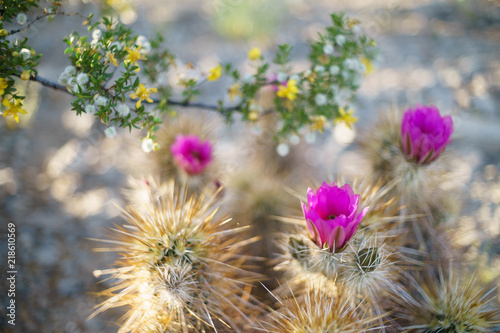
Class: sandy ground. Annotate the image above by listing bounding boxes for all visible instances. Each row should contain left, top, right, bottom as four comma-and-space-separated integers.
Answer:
1, 0, 500, 332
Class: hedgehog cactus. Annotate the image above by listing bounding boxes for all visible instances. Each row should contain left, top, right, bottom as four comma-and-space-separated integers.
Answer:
92, 180, 260, 332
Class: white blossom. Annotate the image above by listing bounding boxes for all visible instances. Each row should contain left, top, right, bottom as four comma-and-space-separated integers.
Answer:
116, 103, 130, 117
91, 29, 101, 45
76, 73, 89, 86
58, 72, 69, 85
289, 74, 300, 82
276, 143, 290, 157
142, 139, 154, 153
67, 77, 76, 87
323, 43, 334, 55
85, 104, 96, 115
105, 126, 117, 138
64, 66, 77, 76
315, 93, 327, 106
335, 35, 346, 46
344, 58, 363, 72
329, 65, 340, 75
314, 65, 325, 73
92, 29, 102, 40
95, 96, 108, 107
20, 48, 31, 60
17, 13, 27, 25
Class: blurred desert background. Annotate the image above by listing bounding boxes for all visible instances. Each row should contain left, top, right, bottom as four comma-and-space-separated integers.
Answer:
1, 0, 500, 331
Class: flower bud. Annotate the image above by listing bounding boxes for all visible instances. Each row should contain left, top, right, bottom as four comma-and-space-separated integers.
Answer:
20, 70, 30, 81
401, 105, 453, 165
11, 51, 19, 57
0, 29, 8, 37
288, 237, 309, 262
356, 247, 380, 273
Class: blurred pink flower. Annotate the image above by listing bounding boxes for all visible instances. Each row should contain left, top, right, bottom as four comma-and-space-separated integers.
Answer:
301, 181, 368, 253
401, 105, 453, 164
170, 134, 213, 175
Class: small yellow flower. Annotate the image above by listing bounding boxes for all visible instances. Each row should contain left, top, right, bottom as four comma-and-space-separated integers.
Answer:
207, 64, 222, 81
248, 111, 258, 120
20, 70, 30, 81
228, 83, 242, 101
105, 51, 118, 67
361, 57, 374, 75
129, 83, 157, 109
310, 115, 327, 133
248, 47, 261, 61
124, 46, 146, 72
277, 79, 299, 101
2, 98, 27, 123
0, 78, 8, 95
334, 107, 358, 129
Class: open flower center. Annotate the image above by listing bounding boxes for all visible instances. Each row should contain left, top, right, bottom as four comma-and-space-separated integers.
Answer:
191, 150, 200, 160
328, 214, 336, 220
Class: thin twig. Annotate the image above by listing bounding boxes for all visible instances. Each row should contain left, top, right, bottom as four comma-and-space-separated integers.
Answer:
29, 73, 240, 113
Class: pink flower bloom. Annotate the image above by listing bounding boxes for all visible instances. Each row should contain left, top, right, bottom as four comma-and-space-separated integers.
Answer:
401, 105, 453, 165
301, 181, 369, 253
170, 134, 213, 175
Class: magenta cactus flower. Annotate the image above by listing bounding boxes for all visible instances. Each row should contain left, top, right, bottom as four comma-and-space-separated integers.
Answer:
401, 105, 453, 165
170, 134, 213, 175
301, 181, 369, 253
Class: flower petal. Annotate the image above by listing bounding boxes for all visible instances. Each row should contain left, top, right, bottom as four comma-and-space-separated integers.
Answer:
327, 225, 346, 252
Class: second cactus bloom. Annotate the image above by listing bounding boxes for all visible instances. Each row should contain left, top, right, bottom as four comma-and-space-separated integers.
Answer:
401, 105, 453, 164
171, 134, 213, 175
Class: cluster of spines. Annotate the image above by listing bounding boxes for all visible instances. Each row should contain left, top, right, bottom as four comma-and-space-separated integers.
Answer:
92, 180, 259, 332
260, 285, 383, 332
